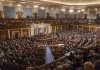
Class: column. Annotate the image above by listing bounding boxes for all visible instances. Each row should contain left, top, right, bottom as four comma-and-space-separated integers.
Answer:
82, 26, 83, 31
55, 8, 60, 19
32, 8, 38, 19
95, 28, 97, 32
74, 14, 77, 19
28, 27, 31, 37
65, 14, 67, 19
96, 10, 100, 19
95, 10, 100, 24
0, 2, 4, 18
77, 25, 78, 30
96, 14, 99, 19
15, 4, 23, 19
20, 29, 23, 37
45, 7, 50, 19
83, 14, 87, 19
8, 30, 10, 39
89, 27, 90, 31
83, 11, 89, 19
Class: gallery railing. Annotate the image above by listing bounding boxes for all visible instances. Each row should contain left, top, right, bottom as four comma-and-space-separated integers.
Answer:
0, 18, 100, 27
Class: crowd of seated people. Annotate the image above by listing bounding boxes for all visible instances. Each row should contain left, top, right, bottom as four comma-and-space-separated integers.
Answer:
0, 30, 100, 70
55, 30, 100, 70
0, 33, 66, 70
0, 17, 100, 27
54, 60, 100, 70
32, 30, 100, 70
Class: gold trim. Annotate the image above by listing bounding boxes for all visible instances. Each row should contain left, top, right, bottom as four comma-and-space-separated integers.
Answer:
0, 28, 29, 31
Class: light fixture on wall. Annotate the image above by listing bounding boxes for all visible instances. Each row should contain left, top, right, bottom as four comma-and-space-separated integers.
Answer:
34, 5, 39, 8
81, 9, 85, 12
95, 8, 98, 11
17, 4, 21, 7
40, 6, 45, 10
77, 10, 81, 13
8, 3, 13, 6
69, 9, 74, 13
61, 8, 66, 12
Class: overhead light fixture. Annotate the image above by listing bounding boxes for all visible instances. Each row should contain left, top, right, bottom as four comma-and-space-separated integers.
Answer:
95, 8, 98, 11
77, 10, 81, 13
81, 9, 85, 12
69, 9, 74, 13
34, 5, 39, 8
61, 9, 66, 12
40, 6, 45, 10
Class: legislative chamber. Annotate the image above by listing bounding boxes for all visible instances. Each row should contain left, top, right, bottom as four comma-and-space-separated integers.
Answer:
0, 0, 100, 70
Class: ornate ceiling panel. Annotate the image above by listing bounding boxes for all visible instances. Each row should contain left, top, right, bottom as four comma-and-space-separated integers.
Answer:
41, 0, 100, 5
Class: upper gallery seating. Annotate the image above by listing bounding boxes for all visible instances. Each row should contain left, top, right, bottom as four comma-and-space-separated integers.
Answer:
0, 18, 100, 27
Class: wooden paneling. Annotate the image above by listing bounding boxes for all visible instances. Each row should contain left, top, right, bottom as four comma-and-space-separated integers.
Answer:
90, 27, 95, 32
74, 25, 77, 29
22, 28, 29, 37
51, 24, 56, 32
0, 27, 30, 41
96, 28, 100, 33
83, 27, 89, 31
0, 24, 100, 41
10, 29, 21, 38
78, 26, 82, 30
62, 25, 66, 31
0, 30, 8, 41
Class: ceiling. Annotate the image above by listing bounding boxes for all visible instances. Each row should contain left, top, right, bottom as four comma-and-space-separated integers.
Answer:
0, 0, 100, 9
0, 0, 100, 5
41, 0, 100, 5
